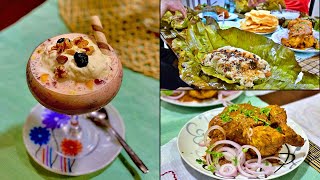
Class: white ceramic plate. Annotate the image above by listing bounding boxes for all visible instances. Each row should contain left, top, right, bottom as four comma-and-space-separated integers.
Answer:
218, 21, 240, 29
161, 91, 242, 107
271, 29, 320, 53
23, 104, 125, 176
271, 10, 300, 20
198, 12, 238, 21
177, 107, 309, 179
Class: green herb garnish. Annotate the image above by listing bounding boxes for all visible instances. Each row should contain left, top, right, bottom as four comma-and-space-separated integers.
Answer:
161, 90, 174, 96
228, 104, 239, 112
207, 164, 216, 172
276, 127, 283, 133
252, 116, 259, 123
243, 109, 253, 117
260, 107, 271, 116
242, 148, 249, 153
205, 150, 224, 159
232, 157, 238, 165
220, 113, 232, 122
264, 161, 270, 166
196, 158, 205, 164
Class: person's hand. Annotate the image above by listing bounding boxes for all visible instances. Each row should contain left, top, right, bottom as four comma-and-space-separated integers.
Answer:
161, 0, 187, 18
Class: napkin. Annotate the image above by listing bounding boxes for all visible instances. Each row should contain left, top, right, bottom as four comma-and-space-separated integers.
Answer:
161, 138, 214, 180
282, 93, 320, 147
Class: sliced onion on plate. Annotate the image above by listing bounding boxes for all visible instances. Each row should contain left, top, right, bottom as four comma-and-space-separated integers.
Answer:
164, 90, 185, 100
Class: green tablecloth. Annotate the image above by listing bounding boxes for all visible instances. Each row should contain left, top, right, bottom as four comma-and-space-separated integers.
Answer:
0, 0, 159, 179
161, 93, 320, 180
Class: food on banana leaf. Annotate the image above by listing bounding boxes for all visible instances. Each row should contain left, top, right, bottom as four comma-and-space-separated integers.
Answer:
235, 0, 253, 13
161, 11, 189, 30
169, 16, 319, 89
201, 46, 271, 87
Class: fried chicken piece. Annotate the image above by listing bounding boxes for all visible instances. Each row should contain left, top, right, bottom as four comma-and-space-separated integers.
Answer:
208, 104, 304, 157
281, 18, 319, 49
208, 103, 267, 148
178, 90, 218, 102
266, 105, 287, 124
287, 19, 313, 36
267, 105, 305, 147
188, 90, 218, 99
246, 126, 284, 157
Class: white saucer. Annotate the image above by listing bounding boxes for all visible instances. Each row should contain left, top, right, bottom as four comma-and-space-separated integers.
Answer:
23, 104, 125, 176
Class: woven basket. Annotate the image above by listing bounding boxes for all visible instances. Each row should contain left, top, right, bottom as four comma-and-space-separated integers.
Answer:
58, 0, 159, 79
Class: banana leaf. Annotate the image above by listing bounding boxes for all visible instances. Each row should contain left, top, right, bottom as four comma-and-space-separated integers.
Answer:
173, 20, 319, 89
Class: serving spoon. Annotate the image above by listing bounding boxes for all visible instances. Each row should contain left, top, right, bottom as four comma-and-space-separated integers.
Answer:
87, 108, 149, 174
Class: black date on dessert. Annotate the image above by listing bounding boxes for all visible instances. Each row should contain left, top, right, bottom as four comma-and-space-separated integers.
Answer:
74, 52, 88, 67
57, 38, 65, 43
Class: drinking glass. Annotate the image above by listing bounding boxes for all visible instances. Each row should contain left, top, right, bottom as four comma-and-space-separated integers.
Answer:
26, 33, 122, 158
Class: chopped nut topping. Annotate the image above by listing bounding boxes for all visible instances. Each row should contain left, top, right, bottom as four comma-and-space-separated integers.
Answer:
54, 65, 68, 78
85, 80, 94, 90
40, 74, 49, 83
56, 43, 65, 54
84, 46, 95, 55
51, 46, 58, 50
65, 49, 76, 55
72, 37, 83, 45
77, 40, 89, 48
64, 38, 72, 49
56, 55, 68, 64
73, 37, 89, 48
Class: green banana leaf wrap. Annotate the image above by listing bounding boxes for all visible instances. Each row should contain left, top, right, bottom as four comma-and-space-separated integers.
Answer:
170, 18, 319, 89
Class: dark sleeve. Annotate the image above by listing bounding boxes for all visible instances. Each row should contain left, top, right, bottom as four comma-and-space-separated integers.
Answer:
160, 44, 190, 90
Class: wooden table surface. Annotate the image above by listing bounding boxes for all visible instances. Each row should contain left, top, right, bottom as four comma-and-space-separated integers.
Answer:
258, 90, 320, 106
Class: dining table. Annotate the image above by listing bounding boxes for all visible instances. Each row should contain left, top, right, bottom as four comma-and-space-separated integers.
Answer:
161, 90, 320, 180
0, 0, 159, 179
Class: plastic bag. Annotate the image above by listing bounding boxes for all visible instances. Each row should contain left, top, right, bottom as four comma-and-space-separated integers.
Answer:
235, 0, 286, 13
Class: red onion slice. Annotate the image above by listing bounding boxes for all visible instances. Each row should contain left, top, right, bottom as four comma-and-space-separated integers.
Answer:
203, 125, 226, 147
164, 90, 185, 100
218, 163, 237, 177
211, 140, 242, 150
217, 147, 237, 156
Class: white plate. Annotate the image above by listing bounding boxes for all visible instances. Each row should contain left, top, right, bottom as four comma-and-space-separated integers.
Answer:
271, 29, 320, 53
218, 21, 240, 29
177, 107, 309, 179
198, 12, 238, 21
23, 104, 125, 176
271, 10, 300, 20
161, 91, 242, 107
239, 19, 279, 35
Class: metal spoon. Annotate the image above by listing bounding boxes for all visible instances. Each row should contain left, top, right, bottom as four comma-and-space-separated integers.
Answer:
87, 108, 149, 174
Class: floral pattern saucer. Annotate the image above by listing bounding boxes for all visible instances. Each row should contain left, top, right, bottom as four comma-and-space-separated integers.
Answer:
23, 104, 125, 176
